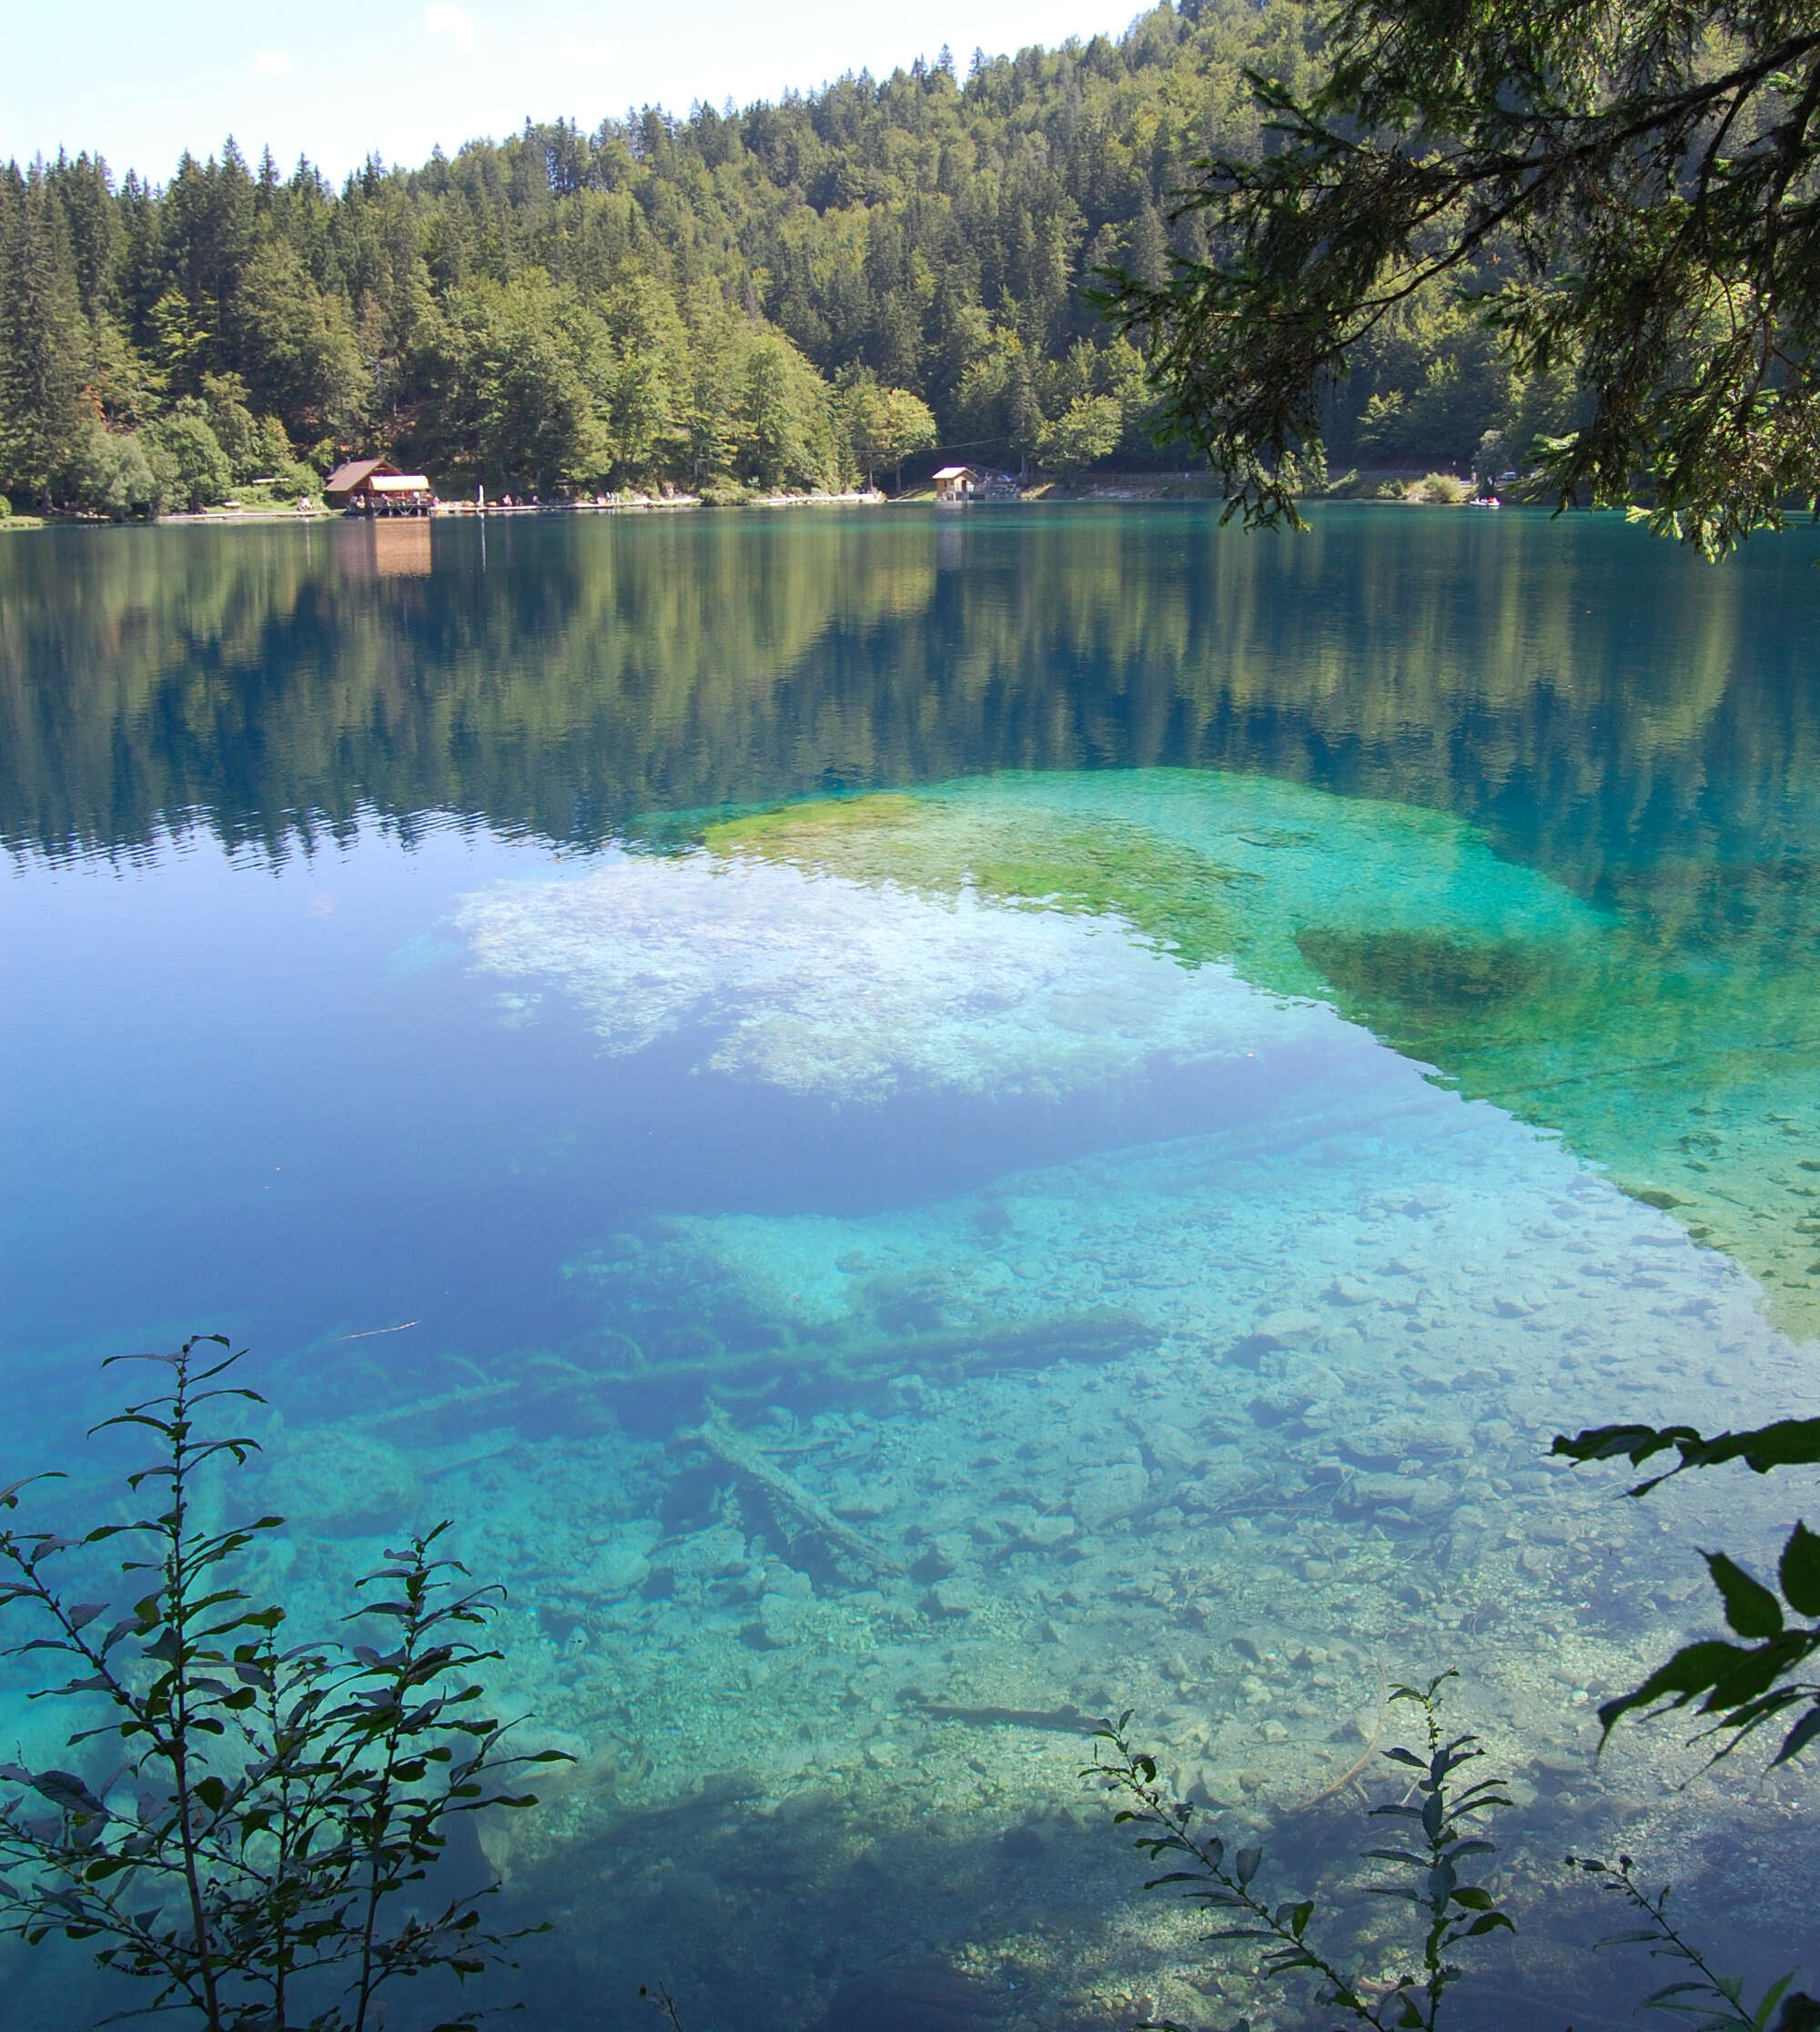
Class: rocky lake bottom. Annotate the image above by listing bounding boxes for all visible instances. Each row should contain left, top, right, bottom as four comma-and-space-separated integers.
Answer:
5, 766, 1817, 2032
252, 1069, 1810, 2031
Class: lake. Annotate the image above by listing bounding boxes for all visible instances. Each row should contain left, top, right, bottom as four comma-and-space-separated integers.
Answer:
2, 504, 1816, 2030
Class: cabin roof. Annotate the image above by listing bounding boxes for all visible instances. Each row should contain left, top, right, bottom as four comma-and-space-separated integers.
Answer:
932, 465, 976, 480
368, 473, 431, 491
323, 459, 398, 494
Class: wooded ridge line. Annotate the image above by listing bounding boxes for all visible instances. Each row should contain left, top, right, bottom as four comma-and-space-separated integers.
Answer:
0, 1, 1538, 519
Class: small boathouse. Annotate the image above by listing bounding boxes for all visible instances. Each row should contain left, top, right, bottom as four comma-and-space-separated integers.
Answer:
323, 459, 437, 516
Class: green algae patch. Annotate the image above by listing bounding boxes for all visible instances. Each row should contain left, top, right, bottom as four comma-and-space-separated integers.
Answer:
707, 794, 925, 853
1293, 927, 1558, 1032
706, 794, 1250, 965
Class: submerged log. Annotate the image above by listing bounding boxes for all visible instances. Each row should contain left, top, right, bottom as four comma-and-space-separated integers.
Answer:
907, 1698, 1094, 1734
335, 1307, 1153, 1441
684, 1405, 906, 1577
615, 1306, 1153, 1391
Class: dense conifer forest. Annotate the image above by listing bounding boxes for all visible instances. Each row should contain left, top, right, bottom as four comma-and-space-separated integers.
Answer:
0, 0, 1575, 514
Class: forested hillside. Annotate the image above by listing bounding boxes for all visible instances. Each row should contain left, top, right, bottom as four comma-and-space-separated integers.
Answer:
0, 0, 1575, 515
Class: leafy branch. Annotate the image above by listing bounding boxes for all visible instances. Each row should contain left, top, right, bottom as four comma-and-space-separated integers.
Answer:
1100, 0, 1820, 555
1567, 1853, 1811, 2031
1085, 1671, 1513, 2030
1554, 1417, 1820, 1769
0, 1334, 570, 2032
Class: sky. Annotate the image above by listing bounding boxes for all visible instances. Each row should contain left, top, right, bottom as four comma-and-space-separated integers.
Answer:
3, 0, 1135, 187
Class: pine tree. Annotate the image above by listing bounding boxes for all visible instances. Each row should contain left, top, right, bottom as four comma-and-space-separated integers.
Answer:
0, 165, 87, 507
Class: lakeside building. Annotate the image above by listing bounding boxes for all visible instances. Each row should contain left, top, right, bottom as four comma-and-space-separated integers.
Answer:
323, 460, 437, 515
934, 465, 1022, 503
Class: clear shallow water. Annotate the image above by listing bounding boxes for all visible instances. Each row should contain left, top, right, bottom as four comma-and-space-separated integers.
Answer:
2, 507, 1818, 2030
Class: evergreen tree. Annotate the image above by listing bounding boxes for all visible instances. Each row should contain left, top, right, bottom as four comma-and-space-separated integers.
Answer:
0, 165, 87, 506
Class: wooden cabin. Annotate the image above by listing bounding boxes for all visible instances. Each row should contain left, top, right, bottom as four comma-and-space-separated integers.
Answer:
933, 464, 982, 503
323, 459, 437, 516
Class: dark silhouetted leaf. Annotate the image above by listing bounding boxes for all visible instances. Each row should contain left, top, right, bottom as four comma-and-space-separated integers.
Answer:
1704, 1552, 1784, 1639
1779, 1521, 1820, 1619
1771, 1703, 1820, 1767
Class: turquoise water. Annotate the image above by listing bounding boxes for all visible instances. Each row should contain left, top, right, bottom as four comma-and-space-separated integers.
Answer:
2, 506, 1817, 2028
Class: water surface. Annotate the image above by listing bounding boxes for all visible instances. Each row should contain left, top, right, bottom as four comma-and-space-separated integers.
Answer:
2, 506, 1816, 2030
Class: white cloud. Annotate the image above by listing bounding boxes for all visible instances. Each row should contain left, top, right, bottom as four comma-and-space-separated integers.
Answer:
425, 4, 480, 54
253, 50, 294, 77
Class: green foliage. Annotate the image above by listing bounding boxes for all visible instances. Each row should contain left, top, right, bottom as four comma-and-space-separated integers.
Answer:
834, 369, 936, 490
1568, 1855, 1810, 2031
1554, 1417, 1820, 1769
0, 5, 1585, 511
1410, 473, 1471, 506
1037, 394, 1124, 476
145, 404, 233, 511
1553, 1419, 1820, 1494
197, 373, 295, 484
228, 239, 366, 448
56, 413, 163, 518
0, 163, 87, 507
737, 327, 838, 493
1086, 1672, 1514, 2031
150, 289, 209, 386
1102, 0, 1820, 554
0, 1335, 565, 2030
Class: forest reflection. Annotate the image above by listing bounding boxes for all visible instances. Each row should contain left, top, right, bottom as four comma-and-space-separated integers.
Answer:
8, 504, 1820, 1329
4, 506, 1815, 903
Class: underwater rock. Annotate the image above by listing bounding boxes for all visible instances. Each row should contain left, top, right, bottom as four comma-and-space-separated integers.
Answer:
582, 1523, 662, 1599
925, 1576, 983, 1619
910, 1535, 966, 1581
1340, 1417, 1471, 1469
1143, 1424, 1206, 1476
1194, 1764, 1247, 1809
748, 1592, 819, 1648
665, 1522, 751, 1585
1067, 1461, 1148, 1531
1252, 1308, 1325, 1346
271, 1429, 422, 1537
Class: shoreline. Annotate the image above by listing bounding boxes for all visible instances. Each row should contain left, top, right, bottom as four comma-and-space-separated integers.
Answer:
5, 478, 1535, 533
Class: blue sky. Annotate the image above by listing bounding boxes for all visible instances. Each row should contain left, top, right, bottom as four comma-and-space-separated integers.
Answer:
4, 0, 1134, 186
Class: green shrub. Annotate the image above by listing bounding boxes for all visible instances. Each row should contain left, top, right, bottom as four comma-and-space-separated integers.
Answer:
1092, 1670, 1813, 2030
56, 417, 164, 519
0, 1336, 567, 2030
145, 406, 234, 511
1570, 1855, 1810, 2028
1087, 1672, 1515, 2031
1413, 472, 1472, 504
